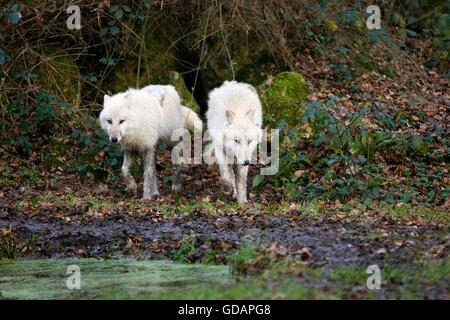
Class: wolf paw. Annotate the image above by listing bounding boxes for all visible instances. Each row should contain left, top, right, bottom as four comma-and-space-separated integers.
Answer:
221, 181, 233, 195
140, 196, 152, 203
142, 190, 159, 201
237, 196, 248, 204
126, 183, 138, 195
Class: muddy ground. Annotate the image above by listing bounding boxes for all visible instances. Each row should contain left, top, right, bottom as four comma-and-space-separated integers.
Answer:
0, 162, 448, 299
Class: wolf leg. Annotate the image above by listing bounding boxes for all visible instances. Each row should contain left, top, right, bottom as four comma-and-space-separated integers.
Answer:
215, 147, 234, 196
220, 164, 234, 196
171, 164, 182, 192
228, 164, 237, 199
236, 164, 249, 203
143, 148, 159, 199
122, 150, 138, 195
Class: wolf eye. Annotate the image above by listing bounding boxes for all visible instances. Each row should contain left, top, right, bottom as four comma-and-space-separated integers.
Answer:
248, 139, 253, 144
119, 119, 125, 124
234, 139, 240, 144
107, 120, 112, 124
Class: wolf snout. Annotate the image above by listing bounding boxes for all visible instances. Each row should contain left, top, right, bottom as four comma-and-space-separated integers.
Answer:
111, 137, 118, 143
244, 160, 250, 165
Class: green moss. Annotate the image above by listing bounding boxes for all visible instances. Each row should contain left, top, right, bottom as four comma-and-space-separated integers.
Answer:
261, 72, 310, 127
169, 71, 200, 114
36, 46, 81, 107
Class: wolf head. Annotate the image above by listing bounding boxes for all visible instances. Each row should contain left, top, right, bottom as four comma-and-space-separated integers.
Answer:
99, 94, 132, 143
222, 109, 262, 165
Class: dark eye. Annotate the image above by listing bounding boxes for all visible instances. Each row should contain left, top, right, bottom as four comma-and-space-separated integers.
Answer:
107, 120, 112, 124
119, 119, 125, 124
248, 139, 253, 144
235, 139, 240, 144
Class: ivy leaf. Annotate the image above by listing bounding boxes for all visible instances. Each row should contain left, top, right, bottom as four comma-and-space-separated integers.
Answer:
8, 12, 21, 24
405, 29, 417, 37
0, 49, 12, 65
252, 174, 265, 187
110, 26, 120, 35
115, 9, 123, 19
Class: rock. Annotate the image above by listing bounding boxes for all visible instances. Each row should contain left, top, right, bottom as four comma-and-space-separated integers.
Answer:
261, 72, 310, 128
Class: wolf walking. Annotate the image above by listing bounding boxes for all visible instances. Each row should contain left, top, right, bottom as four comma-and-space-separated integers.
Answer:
206, 81, 263, 203
99, 85, 202, 199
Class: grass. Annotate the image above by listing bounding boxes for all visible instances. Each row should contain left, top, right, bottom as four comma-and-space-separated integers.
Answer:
0, 226, 19, 260
10, 190, 448, 226
378, 202, 449, 223
172, 236, 197, 262
226, 243, 259, 274
156, 198, 295, 216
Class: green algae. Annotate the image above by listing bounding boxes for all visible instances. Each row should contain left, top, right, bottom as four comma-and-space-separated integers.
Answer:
0, 258, 231, 300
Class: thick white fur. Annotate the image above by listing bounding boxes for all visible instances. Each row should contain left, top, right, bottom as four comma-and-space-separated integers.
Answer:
99, 84, 201, 199
206, 81, 263, 203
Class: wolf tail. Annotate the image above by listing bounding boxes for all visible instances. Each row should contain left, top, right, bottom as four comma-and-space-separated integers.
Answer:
180, 105, 202, 132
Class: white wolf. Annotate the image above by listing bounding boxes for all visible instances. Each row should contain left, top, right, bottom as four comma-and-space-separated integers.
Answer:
99, 85, 202, 199
206, 81, 263, 203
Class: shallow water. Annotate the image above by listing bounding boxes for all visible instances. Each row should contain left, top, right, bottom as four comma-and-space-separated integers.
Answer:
0, 258, 231, 299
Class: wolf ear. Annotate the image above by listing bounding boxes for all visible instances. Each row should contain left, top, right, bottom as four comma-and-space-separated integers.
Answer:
225, 109, 235, 124
246, 84, 258, 96
104, 94, 110, 102
246, 109, 256, 123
